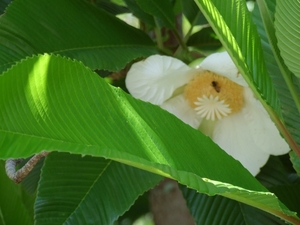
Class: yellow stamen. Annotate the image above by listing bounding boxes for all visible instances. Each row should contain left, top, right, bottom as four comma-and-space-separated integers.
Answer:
184, 71, 244, 120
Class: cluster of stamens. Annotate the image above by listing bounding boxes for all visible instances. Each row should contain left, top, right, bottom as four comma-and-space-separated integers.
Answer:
184, 71, 244, 121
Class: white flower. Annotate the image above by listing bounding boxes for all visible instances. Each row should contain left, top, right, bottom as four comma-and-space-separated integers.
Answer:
125, 52, 290, 175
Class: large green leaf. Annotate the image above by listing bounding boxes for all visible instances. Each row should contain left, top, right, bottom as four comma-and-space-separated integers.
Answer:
275, 0, 300, 78
0, 54, 299, 223
194, 0, 281, 117
0, 0, 157, 73
0, 161, 35, 225
35, 152, 162, 225
251, 2, 300, 150
182, 186, 286, 225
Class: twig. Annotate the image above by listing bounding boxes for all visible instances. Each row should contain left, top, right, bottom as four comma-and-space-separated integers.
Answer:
5, 151, 49, 183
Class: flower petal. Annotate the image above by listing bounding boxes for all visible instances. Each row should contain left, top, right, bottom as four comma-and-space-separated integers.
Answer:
126, 55, 195, 105
199, 52, 248, 87
212, 111, 269, 175
161, 94, 202, 129
242, 88, 290, 155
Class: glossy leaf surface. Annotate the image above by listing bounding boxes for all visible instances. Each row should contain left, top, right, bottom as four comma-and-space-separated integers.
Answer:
0, 54, 298, 223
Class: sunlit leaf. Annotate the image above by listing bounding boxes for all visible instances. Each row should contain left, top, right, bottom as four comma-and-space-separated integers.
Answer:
194, 0, 281, 116
0, 54, 298, 223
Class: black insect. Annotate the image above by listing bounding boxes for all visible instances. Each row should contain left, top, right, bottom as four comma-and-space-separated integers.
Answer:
211, 81, 221, 93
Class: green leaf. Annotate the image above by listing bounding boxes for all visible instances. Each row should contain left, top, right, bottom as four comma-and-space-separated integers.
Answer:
20, 157, 44, 195
0, 0, 157, 73
290, 152, 300, 176
256, 156, 290, 188
93, 0, 129, 15
253, 0, 300, 144
0, 0, 10, 14
0, 161, 35, 225
35, 152, 162, 225
180, 0, 207, 25
124, 0, 155, 27
135, 0, 175, 29
182, 186, 286, 225
0, 54, 298, 223
194, 0, 282, 117
269, 184, 300, 216
187, 27, 221, 50
275, 0, 300, 78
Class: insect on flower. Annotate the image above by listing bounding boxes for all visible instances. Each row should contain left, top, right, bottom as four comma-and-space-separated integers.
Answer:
125, 52, 290, 175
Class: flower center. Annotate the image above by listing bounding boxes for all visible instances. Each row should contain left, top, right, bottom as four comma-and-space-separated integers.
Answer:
184, 71, 244, 120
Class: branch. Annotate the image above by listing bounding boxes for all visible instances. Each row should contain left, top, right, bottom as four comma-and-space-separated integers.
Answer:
5, 151, 50, 183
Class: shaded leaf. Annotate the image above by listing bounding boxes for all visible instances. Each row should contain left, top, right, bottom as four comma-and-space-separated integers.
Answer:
0, 161, 34, 225
182, 186, 286, 225
135, 0, 175, 29
180, 0, 207, 25
0, 54, 298, 223
253, 1, 300, 146
20, 157, 44, 195
124, 0, 155, 27
0, 0, 156, 73
187, 27, 221, 50
269, 184, 300, 216
275, 0, 300, 78
0, 0, 11, 14
35, 152, 161, 225
94, 0, 129, 15
256, 156, 290, 188
290, 151, 300, 176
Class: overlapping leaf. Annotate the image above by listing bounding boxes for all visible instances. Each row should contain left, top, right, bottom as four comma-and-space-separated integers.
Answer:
0, 161, 34, 225
251, 2, 300, 149
275, 0, 300, 78
182, 186, 286, 225
0, 54, 298, 223
194, 0, 281, 117
35, 152, 162, 225
0, 0, 157, 73
135, 0, 175, 29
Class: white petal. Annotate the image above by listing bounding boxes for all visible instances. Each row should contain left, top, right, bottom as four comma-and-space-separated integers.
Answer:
199, 52, 248, 87
212, 112, 269, 175
126, 55, 195, 105
161, 94, 202, 129
242, 88, 290, 155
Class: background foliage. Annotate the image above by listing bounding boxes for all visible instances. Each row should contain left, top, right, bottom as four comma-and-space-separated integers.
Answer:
0, 0, 299, 224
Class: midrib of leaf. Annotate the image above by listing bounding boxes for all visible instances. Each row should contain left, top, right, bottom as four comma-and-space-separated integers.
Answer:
62, 160, 112, 224
36, 153, 163, 225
